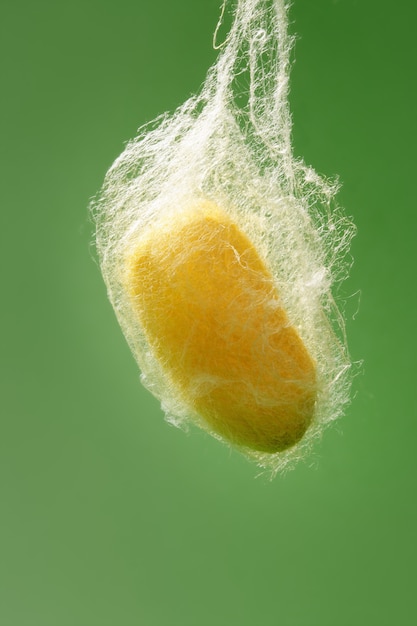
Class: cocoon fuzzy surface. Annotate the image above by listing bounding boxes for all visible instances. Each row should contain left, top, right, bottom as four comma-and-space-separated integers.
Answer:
92, 0, 355, 473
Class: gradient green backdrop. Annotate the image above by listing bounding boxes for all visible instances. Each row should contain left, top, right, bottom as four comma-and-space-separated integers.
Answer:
2, 1, 416, 625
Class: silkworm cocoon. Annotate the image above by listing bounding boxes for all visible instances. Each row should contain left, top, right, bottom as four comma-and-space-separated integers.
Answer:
125, 201, 317, 453
92, 0, 355, 473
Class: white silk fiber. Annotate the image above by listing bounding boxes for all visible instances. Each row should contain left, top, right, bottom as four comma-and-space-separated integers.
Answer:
92, 0, 355, 474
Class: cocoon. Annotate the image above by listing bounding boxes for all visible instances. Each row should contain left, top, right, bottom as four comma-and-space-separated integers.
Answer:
92, 0, 354, 472
125, 201, 317, 453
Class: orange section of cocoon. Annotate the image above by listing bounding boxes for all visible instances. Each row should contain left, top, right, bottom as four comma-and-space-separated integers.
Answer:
126, 202, 317, 453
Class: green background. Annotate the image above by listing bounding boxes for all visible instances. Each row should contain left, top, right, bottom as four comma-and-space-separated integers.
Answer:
2, 1, 416, 625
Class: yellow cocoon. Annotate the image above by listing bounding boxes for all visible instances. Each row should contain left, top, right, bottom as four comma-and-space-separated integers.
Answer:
92, 0, 354, 472
126, 202, 316, 453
